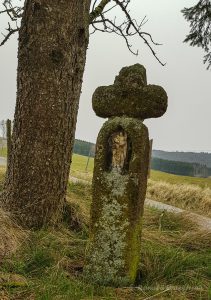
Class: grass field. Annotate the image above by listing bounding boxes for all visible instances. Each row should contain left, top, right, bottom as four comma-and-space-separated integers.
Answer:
70, 154, 94, 181
1, 152, 211, 217
70, 153, 211, 188
1, 149, 211, 188
70, 154, 211, 217
0, 181, 211, 299
0, 147, 7, 158
151, 169, 211, 189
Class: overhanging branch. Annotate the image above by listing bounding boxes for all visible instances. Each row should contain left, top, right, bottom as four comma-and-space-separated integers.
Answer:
0, 22, 19, 46
0, 1, 23, 46
1, 0, 166, 66
90, 0, 165, 66
89, 0, 111, 23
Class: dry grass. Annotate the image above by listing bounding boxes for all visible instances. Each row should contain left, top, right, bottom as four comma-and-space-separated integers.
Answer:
64, 181, 92, 235
70, 169, 93, 182
0, 207, 27, 262
0, 166, 5, 190
142, 208, 211, 251
0, 167, 27, 263
147, 179, 211, 217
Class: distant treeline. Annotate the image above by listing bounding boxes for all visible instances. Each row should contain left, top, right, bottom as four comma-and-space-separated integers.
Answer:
73, 139, 95, 157
153, 150, 211, 168
151, 157, 210, 178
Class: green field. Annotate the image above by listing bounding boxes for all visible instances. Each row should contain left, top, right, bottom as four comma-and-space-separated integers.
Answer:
71, 154, 94, 173
70, 154, 94, 181
1, 153, 210, 218
1, 150, 211, 188
151, 169, 211, 189
71, 153, 211, 188
70, 154, 211, 217
0, 147, 7, 158
1, 150, 211, 189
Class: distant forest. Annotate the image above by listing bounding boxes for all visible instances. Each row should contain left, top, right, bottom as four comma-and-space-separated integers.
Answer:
151, 157, 211, 177
153, 150, 211, 168
73, 139, 95, 157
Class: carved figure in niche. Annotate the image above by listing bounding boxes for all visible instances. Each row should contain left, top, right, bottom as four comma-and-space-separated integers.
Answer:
111, 131, 127, 171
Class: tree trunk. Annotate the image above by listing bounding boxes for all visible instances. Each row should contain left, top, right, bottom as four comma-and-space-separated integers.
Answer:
2, 0, 91, 228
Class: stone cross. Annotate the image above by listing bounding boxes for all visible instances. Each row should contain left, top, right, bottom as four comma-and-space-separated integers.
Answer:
84, 64, 168, 286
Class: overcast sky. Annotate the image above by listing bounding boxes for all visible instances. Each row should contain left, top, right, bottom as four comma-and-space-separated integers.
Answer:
0, 0, 210, 152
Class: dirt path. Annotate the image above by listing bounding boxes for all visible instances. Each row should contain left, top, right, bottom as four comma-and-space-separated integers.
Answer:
145, 198, 211, 231
1, 157, 210, 231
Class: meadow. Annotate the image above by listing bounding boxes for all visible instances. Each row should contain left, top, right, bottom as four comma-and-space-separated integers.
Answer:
70, 153, 211, 186
1, 152, 211, 217
1, 149, 211, 188
70, 154, 211, 217
0, 155, 211, 299
0, 147, 7, 158
0, 178, 211, 299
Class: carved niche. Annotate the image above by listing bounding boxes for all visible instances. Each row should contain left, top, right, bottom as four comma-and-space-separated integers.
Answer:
108, 129, 131, 173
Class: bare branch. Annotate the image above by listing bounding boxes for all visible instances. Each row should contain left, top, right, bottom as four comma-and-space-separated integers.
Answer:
1, 0, 166, 66
90, 0, 165, 66
0, 22, 19, 46
0, 7, 13, 14
2, 1, 23, 20
92, 18, 138, 55
103, 3, 118, 14
0, 0, 23, 46
89, 0, 111, 23
113, 0, 165, 65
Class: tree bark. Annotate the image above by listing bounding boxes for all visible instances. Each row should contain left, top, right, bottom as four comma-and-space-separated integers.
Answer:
2, 0, 91, 228
6, 119, 12, 169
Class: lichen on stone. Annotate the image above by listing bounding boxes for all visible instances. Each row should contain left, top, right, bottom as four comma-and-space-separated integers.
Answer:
92, 63, 168, 119
114, 64, 147, 88
104, 170, 128, 197
84, 194, 130, 286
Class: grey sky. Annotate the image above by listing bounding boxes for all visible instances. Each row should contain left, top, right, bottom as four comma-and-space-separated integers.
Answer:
0, 0, 210, 152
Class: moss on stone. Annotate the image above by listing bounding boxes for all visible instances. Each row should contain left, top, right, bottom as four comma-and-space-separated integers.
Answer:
92, 64, 168, 119
114, 64, 147, 88
84, 117, 149, 286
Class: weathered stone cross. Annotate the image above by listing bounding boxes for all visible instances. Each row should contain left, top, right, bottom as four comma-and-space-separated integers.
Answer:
84, 64, 168, 286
